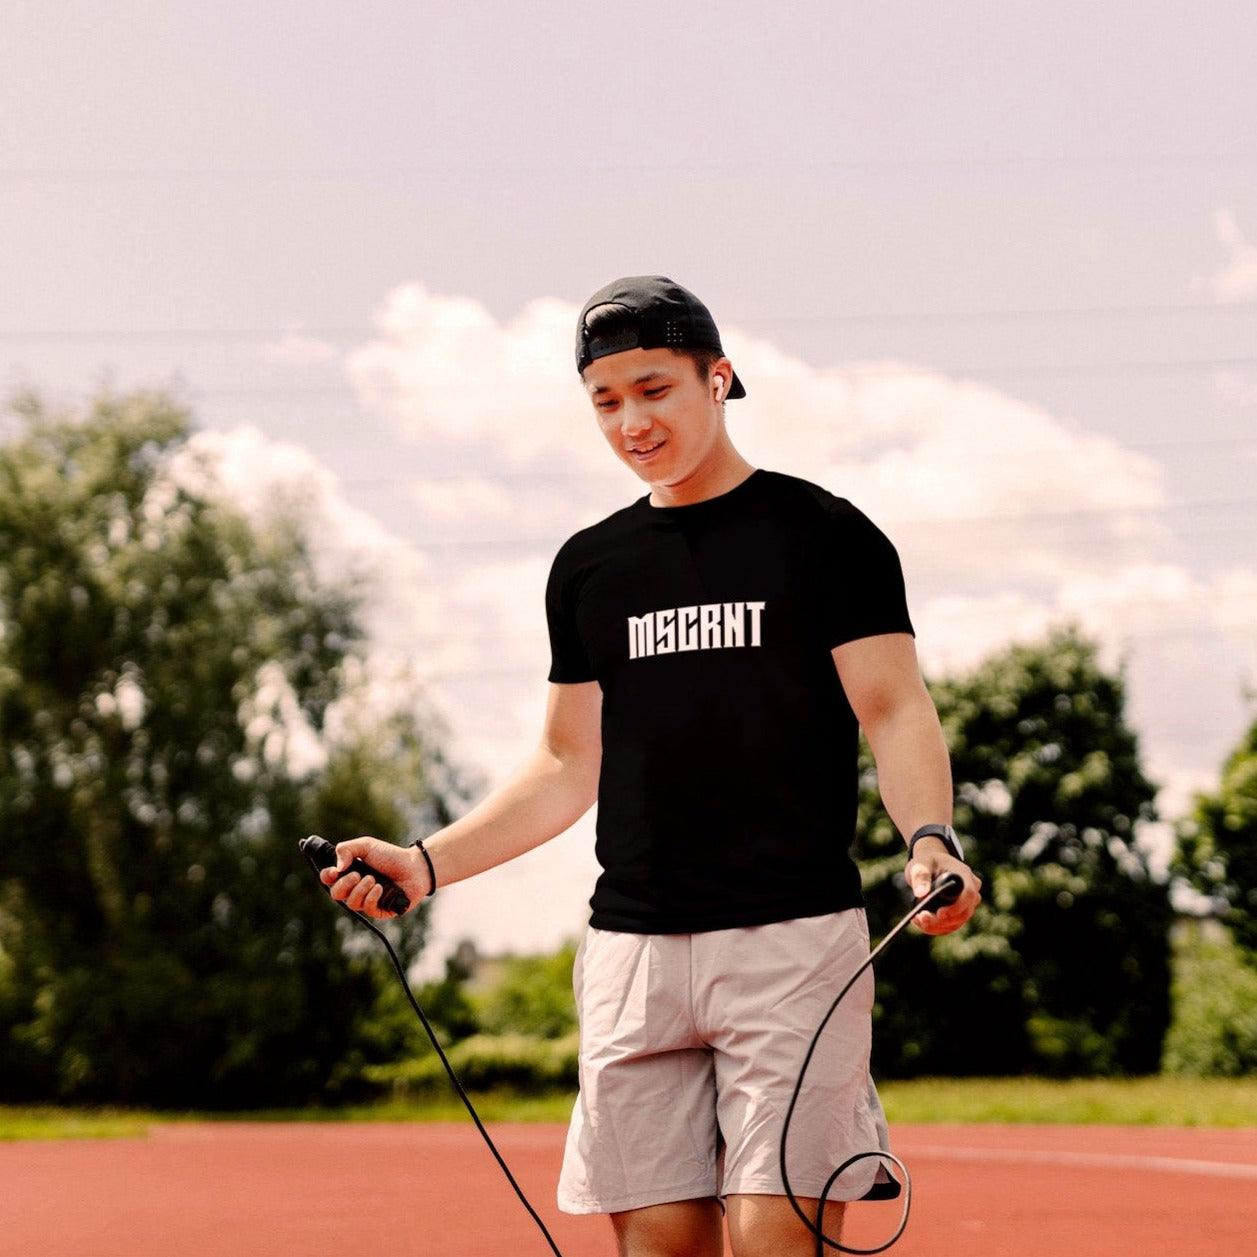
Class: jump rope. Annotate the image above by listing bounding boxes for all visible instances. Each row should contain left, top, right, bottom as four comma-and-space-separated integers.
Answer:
300, 835, 964, 1255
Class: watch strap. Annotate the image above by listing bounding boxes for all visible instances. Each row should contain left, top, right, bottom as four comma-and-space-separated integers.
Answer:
908, 823, 964, 862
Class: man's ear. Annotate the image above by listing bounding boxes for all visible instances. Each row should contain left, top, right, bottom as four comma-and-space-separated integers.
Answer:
713, 356, 733, 402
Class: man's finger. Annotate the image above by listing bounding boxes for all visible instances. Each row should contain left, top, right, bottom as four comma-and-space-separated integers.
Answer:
330, 871, 361, 901
905, 859, 929, 896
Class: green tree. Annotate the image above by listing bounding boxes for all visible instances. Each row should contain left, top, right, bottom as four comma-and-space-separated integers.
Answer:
1171, 711, 1257, 955
1161, 918, 1257, 1076
472, 939, 580, 1039
0, 387, 476, 1107
857, 623, 1172, 1077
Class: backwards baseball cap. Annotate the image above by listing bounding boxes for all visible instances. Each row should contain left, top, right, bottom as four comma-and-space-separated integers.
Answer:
575, 275, 747, 399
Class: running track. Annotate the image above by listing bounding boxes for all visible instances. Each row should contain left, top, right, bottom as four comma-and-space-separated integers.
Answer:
2, 1121, 1253, 1255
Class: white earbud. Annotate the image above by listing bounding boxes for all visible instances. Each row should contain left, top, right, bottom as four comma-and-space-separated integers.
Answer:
713, 374, 725, 400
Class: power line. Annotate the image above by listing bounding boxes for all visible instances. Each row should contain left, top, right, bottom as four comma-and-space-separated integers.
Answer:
352, 495, 1257, 553
333, 432, 1257, 484
83, 354, 1247, 400
417, 617, 1257, 686
385, 594, 1257, 653
2, 300, 1254, 340
1, 152, 1253, 179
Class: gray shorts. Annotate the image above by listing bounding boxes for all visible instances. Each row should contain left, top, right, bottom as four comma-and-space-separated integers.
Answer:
556, 906, 898, 1215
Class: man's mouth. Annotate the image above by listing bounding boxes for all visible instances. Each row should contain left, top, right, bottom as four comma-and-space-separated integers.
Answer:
629, 439, 667, 460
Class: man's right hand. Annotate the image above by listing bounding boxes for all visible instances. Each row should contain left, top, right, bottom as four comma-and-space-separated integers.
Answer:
319, 836, 432, 919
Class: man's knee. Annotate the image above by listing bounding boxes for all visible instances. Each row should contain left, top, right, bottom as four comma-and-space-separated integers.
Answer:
725, 1193, 845, 1257
609, 1196, 724, 1257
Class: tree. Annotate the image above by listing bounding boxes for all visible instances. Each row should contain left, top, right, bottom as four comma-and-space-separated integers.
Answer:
1171, 712, 1257, 956
0, 387, 476, 1107
471, 939, 581, 1040
1161, 918, 1257, 1076
857, 623, 1172, 1077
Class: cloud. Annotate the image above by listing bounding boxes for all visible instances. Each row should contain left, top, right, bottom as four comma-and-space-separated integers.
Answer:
345, 284, 579, 466
1210, 207, 1257, 301
169, 281, 1256, 965
167, 423, 441, 653
350, 279, 1170, 596
409, 472, 588, 540
163, 424, 473, 759
914, 560, 1257, 879
161, 420, 558, 781
239, 659, 328, 778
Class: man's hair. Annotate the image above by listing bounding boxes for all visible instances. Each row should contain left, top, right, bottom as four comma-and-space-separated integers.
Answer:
581, 303, 726, 399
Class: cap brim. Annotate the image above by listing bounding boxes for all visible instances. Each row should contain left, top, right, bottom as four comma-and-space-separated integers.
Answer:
727, 368, 747, 399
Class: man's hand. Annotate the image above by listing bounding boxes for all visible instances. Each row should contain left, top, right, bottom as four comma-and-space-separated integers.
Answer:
318, 835, 432, 919
906, 837, 982, 935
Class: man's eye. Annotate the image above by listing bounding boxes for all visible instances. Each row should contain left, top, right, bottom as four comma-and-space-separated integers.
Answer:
596, 400, 616, 410
645, 387, 667, 397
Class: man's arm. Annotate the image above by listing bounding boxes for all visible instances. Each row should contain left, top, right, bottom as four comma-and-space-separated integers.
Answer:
832, 632, 982, 934
322, 680, 602, 918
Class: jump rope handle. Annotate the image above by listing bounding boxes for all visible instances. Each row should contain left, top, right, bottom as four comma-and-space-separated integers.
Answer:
925, 870, 965, 909
299, 835, 411, 916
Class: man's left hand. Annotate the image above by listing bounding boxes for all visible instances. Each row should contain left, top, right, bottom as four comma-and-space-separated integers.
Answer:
906, 840, 982, 935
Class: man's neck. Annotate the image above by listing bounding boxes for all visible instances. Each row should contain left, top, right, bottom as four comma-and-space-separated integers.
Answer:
647, 457, 757, 509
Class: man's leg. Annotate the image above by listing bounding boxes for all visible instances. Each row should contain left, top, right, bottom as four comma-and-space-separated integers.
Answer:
725, 1193, 845, 1257
609, 1196, 725, 1257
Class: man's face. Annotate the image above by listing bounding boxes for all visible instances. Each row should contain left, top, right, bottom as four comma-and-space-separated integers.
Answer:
581, 346, 727, 485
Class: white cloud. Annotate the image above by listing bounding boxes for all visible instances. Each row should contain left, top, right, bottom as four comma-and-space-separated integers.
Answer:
409, 473, 587, 539
345, 283, 580, 466
167, 423, 445, 656
1211, 207, 1257, 301
908, 567, 1257, 876
348, 281, 1171, 596
168, 281, 1257, 966
239, 659, 328, 778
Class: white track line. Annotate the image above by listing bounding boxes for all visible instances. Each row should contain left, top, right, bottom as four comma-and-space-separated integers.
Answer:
900, 1143, 1257, 1181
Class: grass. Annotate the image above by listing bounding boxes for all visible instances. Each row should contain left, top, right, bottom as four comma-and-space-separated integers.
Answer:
877, 1075, 1257, 1126
0, 1106, 153, 1141
4, 1075, 1257, 1141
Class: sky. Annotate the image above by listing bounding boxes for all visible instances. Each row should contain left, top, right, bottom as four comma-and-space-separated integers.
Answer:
2, 2, 1255, 979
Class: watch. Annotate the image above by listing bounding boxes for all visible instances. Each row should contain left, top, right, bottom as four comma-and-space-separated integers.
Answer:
907, 823, 965, 863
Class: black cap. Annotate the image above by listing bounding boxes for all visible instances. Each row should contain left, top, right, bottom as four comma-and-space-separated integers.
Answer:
575, 275, 747, 399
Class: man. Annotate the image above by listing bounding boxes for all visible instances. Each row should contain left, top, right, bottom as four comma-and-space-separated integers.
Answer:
321, 276, 982, 1257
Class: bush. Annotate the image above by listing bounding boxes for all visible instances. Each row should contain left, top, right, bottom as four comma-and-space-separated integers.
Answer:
1162, 918, 1257, 1077
362, 1030, 580, 1098
470, 941, 579, 1039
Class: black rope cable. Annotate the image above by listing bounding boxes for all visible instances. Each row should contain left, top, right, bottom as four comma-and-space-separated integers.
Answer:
301, 837, 566, 1257
300, 836, 963, 1255
779, 872, 964, 1255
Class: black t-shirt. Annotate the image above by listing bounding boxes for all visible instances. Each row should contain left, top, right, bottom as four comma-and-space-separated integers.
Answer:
544, 467, 915, 933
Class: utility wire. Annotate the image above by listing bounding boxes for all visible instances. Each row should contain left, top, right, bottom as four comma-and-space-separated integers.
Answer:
331, 433, 1257, 484
2, 299, 1254, 339
297, 495, 1257, 555
2, 151, 1254, 178
156, 356, 1257, 394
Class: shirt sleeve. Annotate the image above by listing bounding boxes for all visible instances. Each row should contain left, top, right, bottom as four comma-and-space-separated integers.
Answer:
818, 498, 916, 649
544, 545, 597, 683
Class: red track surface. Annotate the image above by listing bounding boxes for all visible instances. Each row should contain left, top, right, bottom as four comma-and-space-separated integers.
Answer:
2, 1121, 1254, 1256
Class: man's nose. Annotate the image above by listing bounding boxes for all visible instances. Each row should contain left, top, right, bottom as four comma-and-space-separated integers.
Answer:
619, 402, 654, 437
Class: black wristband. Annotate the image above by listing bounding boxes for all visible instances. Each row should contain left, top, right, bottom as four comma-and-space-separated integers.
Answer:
408, 837, 438, 896
907, 823, 965, 863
